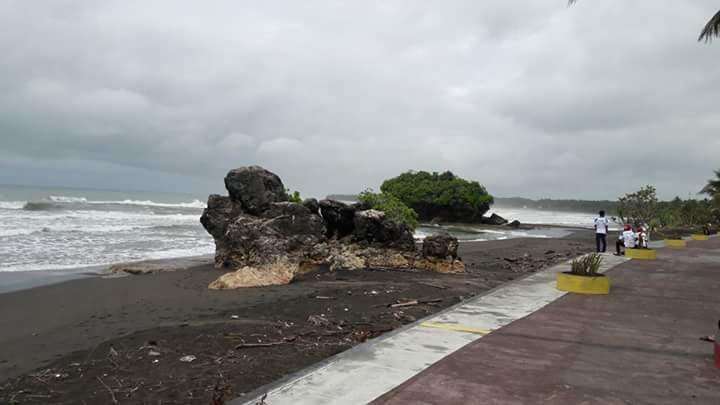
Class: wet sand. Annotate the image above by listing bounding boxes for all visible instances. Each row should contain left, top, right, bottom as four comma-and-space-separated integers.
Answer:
0, 234, 595, 404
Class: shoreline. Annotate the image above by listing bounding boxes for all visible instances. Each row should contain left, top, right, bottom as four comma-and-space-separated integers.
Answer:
0, 255, 215, 295
0, 224, 588, 295
0, 234, 596, 404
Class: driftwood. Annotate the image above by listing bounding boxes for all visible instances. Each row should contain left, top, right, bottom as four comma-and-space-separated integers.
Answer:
390, 300, 419, 308
234, 336, 297, 350
418, 281, 448, 289
234, 342, 287, 349
96, 376, 118, 405
389, 298, 443, 308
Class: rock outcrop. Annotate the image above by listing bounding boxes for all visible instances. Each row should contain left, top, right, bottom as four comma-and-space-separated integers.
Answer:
200, 166, 465, 288
506, 220, 521, 228
422, 233, 459, 260
224, 166, 288, 214
352, 209, 416, 251
480, 213, 509, 226
208, 258, 297, 289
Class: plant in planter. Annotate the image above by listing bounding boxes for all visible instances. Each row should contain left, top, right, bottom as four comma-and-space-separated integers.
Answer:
556, 254, 610, 295
570, 254, 603, 277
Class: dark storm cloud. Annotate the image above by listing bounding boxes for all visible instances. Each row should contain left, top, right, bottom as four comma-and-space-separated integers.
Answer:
0, 0, 718, 199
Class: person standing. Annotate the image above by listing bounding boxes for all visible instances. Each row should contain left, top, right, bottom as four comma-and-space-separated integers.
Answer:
594, 210, 609, 253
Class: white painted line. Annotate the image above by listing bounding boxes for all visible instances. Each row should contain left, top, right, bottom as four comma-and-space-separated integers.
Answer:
234, 254, 628, 405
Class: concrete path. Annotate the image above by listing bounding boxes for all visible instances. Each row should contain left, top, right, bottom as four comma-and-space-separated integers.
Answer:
235, 253, 628, 405
373, 238, 720, 404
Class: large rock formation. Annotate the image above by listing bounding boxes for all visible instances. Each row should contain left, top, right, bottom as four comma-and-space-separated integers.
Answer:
480, 213, 509, 226
422, 233, 459, 260
352, 209, 416, 251
224, 166, 288, 214
201, 166, 464, 289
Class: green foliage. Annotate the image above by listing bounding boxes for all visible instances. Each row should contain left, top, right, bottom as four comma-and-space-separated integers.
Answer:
700, 169, 720, 196
618, 177, 720, 231
288, 190, 302, 204
655, 197, 716, 228
379, 171, 494, 222
617, 185, 658, 227
570, 254, 603, 277
358, 190, 419, 230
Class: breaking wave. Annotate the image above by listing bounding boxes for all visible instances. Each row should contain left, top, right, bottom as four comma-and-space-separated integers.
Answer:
20, 196, 206, 211
0, 201, 26, 210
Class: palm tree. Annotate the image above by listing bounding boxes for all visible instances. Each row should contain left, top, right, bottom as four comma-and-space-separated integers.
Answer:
568, 1, 720, 42
701, 169, 720, 196
699, 10, 720, 42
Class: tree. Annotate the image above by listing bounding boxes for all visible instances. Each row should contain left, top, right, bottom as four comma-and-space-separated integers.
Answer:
699, 10, 720, 42
358, 190, 419, 230
700, 169, 720, 197
568, 1, 720, 43
700, 169, 720, 224
380, 171, 494, 222
617, 185, 658, 227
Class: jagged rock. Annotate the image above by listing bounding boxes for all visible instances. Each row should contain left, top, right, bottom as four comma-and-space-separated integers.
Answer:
224, 166, 288, 214
507, 220, 521, 228
318, 199, 356, 239
351, 201, 371, 211
302, 198, 320, 215
365, 249, 413, 269
200, 195, 233, 239
217, 208, 324, 269
481, 213, 508, 226
208, 259, 298, 289
415, 258, 465, 274
353, 210, 416, 251
261, 203, 325, 240
328, 246, 366, 271
353, 209, 384, 236
422, 233, 459, 260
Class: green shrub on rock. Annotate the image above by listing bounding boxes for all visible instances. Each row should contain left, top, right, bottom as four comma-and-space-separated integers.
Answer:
287, 190, 302, 204
358, 190, 418, 231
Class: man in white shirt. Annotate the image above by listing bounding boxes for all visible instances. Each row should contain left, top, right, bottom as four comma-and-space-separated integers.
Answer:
593, 210, 609, 253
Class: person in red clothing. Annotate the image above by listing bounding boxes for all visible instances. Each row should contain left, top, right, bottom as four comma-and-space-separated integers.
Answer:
615, 224, 636, 256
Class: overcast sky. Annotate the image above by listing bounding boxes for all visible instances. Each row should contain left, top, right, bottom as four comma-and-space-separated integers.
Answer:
1, 1, 718, 200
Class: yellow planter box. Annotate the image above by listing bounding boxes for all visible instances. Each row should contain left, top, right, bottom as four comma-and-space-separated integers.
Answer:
664, 239, 687, 248
691, 234, 710, 241
625, 248, 657, 260
556, 272, 610, 295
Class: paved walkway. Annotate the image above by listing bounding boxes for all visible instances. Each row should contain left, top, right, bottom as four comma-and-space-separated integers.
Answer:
373, 238, 720, 404
236, 238, 720, 404
235, 252, 628, 404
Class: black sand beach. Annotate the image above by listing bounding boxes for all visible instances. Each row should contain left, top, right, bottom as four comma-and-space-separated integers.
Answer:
0, 234, 595, 404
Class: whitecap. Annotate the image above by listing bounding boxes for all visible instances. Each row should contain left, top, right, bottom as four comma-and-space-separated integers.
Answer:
49, 195, 88, 203
89, 199, 206, 209
0, 201, 26, 210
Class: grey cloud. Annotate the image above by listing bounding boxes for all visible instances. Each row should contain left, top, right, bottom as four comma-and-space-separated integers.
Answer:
0, 0, 718, 200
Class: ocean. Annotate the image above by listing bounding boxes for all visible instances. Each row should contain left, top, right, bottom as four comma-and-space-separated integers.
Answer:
0, 185, 212, 272
0, 185, 605, 273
